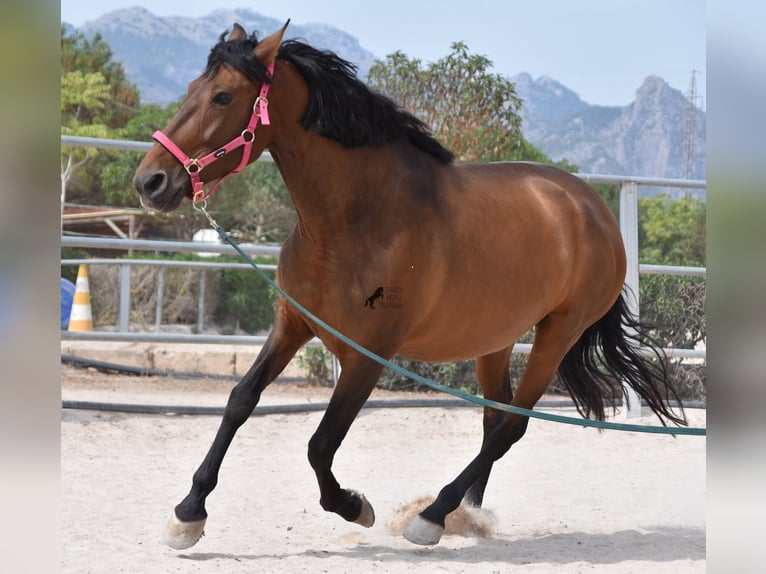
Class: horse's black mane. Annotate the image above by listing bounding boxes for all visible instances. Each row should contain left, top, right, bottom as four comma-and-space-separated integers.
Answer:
205, 31, 454, 164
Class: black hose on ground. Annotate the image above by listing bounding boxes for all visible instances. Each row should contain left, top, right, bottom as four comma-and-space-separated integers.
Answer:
61, 354, 705, 416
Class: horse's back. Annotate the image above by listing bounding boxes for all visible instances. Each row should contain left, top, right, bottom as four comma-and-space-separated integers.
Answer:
451, 161, 622, 259
443, 161, 624, 274
456, 161, 613, 220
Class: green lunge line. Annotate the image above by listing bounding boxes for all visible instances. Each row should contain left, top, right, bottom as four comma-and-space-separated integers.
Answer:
214, 223, 706, 437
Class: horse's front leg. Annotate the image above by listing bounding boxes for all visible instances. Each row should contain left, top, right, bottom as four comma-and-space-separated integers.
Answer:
165, 319, 311, 550
307, 352, 385, 527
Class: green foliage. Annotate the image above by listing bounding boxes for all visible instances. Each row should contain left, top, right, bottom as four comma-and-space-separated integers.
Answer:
376, 329, 535, 394
639, 194, 706, 266
206, 162, 297, 244
61, 25, 139, 128
100, 101, 180, 207
60, 69, 113, 189
640, 275, 706, 348
61, 71, 111, 126
378, 358, 477, 393
593, 183, 620, 217
213, 257, 277, 333
637, 194, 706, 400
638, 193, 706, 348
297, 347, 335, 386
369, 44, 524, 162
61, 25, 140, 206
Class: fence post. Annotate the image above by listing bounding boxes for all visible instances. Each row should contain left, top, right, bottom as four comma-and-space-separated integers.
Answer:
619, 182, 642, 418
118, 263, 131, 332
332, 356, 340, 387
197, 270, 206, 333
155, 267, 165, 333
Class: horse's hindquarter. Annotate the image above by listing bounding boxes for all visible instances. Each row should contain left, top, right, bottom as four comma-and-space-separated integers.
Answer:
398, 162, 626, 361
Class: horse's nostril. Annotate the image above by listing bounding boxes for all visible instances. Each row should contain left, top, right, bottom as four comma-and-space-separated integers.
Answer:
146, 172, 167, 197
135, 170, 168, 198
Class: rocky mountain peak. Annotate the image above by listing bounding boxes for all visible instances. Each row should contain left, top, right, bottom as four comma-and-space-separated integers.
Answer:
512, 73, 589, 120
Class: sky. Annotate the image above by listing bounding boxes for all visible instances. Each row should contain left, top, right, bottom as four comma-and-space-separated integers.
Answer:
60, 0, 706, 108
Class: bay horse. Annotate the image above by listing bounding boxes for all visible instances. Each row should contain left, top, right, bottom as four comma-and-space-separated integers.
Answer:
133, 22, 686, 549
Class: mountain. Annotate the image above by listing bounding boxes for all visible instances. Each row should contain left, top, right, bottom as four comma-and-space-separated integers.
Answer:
512, 72, 591, 120
513, 73, 706, 184
78, 7, 377, 105
72, 8, 705, 187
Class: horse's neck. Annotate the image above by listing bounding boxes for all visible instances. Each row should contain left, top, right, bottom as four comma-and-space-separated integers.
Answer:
266, 62, 407, 244
269, 133, 398, 242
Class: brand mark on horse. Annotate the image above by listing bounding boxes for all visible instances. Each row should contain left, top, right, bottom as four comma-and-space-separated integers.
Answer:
364, 287, 384, 309
364, 286, 403, 309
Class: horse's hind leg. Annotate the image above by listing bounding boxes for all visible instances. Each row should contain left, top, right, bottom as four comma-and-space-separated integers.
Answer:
307, 351, 387, 527
463, 345, 514, 508
404, 314, 584, 545
165, 319, 311, 550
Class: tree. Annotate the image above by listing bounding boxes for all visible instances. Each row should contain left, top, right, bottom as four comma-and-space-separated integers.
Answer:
368, 43, 524, 162
61, 25, 138, 128
638, 194, 706, 400
61, 25, 140, 206
367, 43, 576, 169
638, 194, 706, 346
639, 194, 706, 266
100, 102, 178, 207
60, 70, 111, 226
369, 43, 623, 219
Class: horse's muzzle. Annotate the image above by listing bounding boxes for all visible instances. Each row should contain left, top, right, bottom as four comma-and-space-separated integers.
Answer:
133, 168, 186, 213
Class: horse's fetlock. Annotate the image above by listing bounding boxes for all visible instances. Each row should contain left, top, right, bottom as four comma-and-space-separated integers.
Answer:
318, 495, 335, 513
175, 499, 208, 523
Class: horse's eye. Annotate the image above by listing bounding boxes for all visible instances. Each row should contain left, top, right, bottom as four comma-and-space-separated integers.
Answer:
212, 92, 232, 106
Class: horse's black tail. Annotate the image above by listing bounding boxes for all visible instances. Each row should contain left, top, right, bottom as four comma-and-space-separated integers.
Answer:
556, 290, 687, 426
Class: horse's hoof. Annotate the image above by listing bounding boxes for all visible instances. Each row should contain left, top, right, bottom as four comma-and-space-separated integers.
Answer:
165, 514, 206, 550
403, 514, 444, 546
351, 490, 375, 527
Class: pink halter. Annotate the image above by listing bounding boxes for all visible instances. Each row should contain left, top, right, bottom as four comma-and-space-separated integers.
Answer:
152, 62, 275, 204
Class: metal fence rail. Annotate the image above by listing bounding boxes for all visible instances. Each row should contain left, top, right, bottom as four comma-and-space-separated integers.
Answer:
60, 234, 706, 353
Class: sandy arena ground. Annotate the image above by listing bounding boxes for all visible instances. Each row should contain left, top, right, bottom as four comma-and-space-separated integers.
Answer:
61, 364, 706, 573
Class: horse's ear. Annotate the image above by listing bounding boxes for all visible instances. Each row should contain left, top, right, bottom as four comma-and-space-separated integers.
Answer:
254, 20, 290, 66
227, 23, 247, 41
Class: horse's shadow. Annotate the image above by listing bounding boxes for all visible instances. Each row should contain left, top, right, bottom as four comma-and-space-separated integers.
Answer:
179, 525, 705, 566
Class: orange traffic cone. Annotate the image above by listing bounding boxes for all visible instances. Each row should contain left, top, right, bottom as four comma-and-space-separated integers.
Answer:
68, 264, 93, 331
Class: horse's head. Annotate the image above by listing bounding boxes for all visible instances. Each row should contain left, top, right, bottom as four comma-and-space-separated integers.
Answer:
133, 22, 288, 212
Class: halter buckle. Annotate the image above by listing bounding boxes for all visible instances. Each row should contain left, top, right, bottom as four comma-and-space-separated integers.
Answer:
192, 188, 206, 204
254, 96, 268, 116
185, 159, 201, 174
